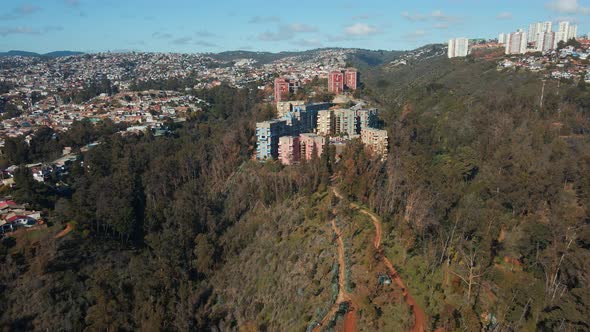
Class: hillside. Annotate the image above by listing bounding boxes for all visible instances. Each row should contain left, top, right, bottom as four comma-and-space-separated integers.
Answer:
1, 52, 590, 331
0, 50, 84, 57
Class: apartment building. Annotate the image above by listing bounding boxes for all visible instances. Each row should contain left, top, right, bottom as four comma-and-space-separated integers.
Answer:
276, 100, 305, 117
361, 128, 388, 159
274, 77, 300, 102
555, 21, 578, 47
344, 69, 358, 90
255, 119, 289, 160
505, 30, 528, 54
328, 71, 344, 94
299, 133, 326, 160
356, 108, 378, 132
333, 108, 358, 137
274, 78, 290, 102
448, 38, 469, 58
329, 69, 359, 93
317, 110, 334, 136
278, 136, 300, 165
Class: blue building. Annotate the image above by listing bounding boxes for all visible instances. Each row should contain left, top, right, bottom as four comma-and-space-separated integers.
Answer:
256, 119, 289, 160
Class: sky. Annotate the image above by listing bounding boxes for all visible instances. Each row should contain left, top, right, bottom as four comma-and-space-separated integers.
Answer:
0, 0, 589, 53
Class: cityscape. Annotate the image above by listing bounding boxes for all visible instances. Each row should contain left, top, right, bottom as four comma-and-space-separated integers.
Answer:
0, 1, 589, 331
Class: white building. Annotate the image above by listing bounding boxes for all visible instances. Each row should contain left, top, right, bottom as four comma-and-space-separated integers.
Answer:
528, 21, 552, 43
537, 31, 555, 52
448, 38, 469, 58
555, 21, 578, 47
498, 33, 507, 45
505, 30, 528, 55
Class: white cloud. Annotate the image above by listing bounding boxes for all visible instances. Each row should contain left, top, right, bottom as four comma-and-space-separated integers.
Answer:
344, 23, 379, 36
496, 12, 513, 20
287, 23, 317, 33
257, 23, 318, 41
546, 0, 590, 13
401, 9, 460, 24
433, 23, 448, 29
401, 11, 427, 22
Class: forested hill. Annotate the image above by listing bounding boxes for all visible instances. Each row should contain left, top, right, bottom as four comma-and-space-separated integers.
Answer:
1, 51, 590, 331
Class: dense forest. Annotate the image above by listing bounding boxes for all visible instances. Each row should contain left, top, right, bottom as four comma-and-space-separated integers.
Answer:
1, 54, 589, 331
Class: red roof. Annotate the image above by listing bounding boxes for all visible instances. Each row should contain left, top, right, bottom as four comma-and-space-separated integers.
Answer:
0, 200, 17, 209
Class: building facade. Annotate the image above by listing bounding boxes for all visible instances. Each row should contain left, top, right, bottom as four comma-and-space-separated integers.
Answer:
274, 78, 290, 102
276, 100, 305, 118
448, 38, 469, 58
329, 69, 359, 94
328, 71, 344, 94
299, 133, 325, 161
317, 110, 334, 136
505, 30, 528, 54
255, 119, 289, 160
344, 69, 358, 90
278, 136, 300, 165
356, 108, 378, 132
555, 21, 578, 47
361, 128, 388, 159
334, 108, 358, 137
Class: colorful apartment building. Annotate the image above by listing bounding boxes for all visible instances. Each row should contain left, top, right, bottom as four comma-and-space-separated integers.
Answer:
255, 119, 289, 160
328, 69, 358, 94
274, 78, 290, 102
344, 69, 358, 90
334, 108, 358, 137
356, 108, 378, 132
276, 100, 305, 117
361, 127, 388, 159
274, 78, 301, 102
328, 71, 344, 94
317, 110, 334, 136
299, 133, 326, 160
278, 136, 301, 165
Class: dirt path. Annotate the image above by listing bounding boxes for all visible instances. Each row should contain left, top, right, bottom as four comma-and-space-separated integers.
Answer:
313, 219, 357, 332
332, 187, 427, 332
54, 223, 73, 239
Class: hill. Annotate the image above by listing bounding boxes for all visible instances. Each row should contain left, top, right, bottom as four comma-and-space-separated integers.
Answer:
0, 50, 84, 57
1, 51, 590, 331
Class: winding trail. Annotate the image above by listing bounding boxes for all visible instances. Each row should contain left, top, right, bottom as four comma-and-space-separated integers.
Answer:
313, 219, 357, 332
332, 187, 427, 332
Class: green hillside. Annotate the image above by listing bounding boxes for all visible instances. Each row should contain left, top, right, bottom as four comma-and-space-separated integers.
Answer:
1, 52, 590, 331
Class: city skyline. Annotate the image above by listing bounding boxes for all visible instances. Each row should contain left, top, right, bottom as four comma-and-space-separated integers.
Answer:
1, 0, 590, 53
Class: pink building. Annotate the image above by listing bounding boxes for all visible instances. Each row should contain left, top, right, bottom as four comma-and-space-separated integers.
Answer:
278, 136, 300, 165
274, 78, 290, 102
344, 69, 358, 90
299, 133, 326, 160
328, 71, 344, 94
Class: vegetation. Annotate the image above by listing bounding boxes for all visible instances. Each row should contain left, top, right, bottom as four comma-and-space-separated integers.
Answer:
1, 52, 590, 331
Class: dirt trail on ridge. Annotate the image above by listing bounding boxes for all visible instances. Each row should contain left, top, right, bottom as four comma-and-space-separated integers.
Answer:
313, 219, 357, 332
332, 187, 427, 332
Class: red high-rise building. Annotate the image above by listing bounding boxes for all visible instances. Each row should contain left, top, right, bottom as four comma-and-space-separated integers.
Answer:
344, 69, 358, 90
328, 71, 344, 94
274, 78, 290, 102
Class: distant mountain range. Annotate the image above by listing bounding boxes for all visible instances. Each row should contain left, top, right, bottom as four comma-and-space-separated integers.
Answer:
0, 50, 85, 57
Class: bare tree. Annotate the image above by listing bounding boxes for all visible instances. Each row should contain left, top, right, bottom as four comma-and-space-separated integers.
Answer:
452, 245, 485, 304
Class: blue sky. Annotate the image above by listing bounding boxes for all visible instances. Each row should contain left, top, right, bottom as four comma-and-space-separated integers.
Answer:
0, 0, 589, 53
